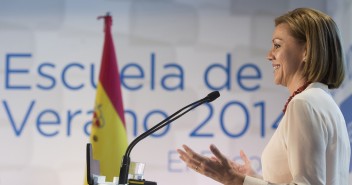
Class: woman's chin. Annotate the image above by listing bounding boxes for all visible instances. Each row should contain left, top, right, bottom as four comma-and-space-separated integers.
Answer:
273, 79, 280, 85
273, 79, 285, 87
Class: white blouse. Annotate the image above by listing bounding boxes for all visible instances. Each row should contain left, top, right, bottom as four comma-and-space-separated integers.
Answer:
244, 82, 350, 185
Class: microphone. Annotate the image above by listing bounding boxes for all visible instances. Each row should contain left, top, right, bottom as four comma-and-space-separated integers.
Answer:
205, 91, 220, 102
118, 91, 220, 185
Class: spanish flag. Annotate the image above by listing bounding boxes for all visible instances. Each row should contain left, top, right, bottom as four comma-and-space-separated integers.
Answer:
89, 14, 128, 182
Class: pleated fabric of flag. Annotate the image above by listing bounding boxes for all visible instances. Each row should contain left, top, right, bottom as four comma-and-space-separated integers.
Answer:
89, 14, 128, 183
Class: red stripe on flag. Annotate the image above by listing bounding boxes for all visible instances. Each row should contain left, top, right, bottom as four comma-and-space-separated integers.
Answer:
98, 16, 125, 125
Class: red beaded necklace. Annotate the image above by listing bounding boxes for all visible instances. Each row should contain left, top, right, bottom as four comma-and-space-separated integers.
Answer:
282, 82, 310, 114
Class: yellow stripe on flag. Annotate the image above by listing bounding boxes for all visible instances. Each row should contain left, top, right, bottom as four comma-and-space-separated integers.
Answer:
90, 82, 128, 181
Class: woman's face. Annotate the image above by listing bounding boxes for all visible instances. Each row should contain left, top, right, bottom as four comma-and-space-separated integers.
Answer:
267, 23, 306, 90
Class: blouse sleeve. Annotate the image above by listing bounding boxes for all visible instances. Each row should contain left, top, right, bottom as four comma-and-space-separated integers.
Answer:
283, 98, 327, 184
243, 98, 328, 185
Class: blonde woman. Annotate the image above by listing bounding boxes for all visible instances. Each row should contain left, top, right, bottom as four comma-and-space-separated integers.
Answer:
177, 8, 350, 185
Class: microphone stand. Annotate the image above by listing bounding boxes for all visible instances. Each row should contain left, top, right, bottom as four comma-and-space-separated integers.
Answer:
118, 91, 220, 185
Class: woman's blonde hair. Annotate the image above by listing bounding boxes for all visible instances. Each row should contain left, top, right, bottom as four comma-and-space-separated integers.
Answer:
275, 8, 345, 88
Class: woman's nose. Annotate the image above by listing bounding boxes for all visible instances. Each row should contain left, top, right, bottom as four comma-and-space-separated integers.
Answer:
266, 49, 273, 61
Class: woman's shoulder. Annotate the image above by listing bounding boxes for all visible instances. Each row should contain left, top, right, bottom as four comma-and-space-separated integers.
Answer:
289, 82, 339, 115
293, 82, 331, 102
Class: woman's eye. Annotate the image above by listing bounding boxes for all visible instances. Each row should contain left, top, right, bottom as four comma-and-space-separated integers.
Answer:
273, 44, 280, 49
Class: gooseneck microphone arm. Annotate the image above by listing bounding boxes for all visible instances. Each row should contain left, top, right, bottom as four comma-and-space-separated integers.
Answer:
118, 91, 220, 185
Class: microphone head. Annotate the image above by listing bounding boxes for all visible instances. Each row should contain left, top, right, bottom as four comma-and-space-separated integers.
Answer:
206, 91, 220, 102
